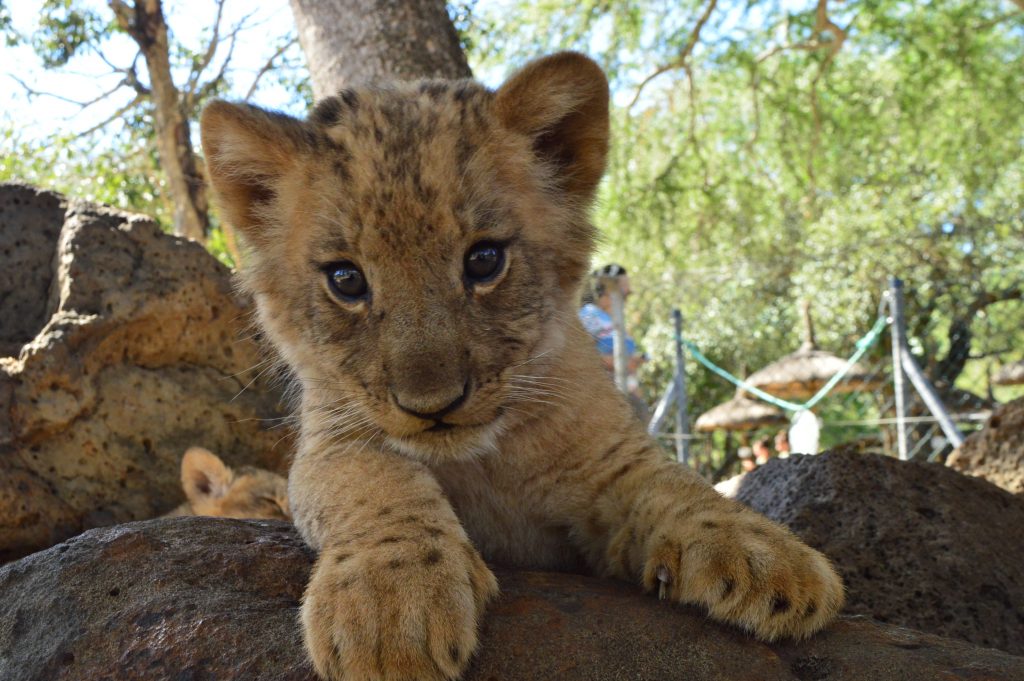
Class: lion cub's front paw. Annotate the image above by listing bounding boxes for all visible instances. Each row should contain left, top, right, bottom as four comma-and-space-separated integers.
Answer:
302, 537, 498, 681
643, 511, 844, 641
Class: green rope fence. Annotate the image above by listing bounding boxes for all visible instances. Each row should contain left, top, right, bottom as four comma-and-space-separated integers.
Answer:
677, 316, 890, 413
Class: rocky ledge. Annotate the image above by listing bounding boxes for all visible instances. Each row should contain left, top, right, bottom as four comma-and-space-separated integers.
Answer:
0, 184, 291, 561
0, 518, 1021, 681
732, 449, 1024, 655
947, 396, 1024, 496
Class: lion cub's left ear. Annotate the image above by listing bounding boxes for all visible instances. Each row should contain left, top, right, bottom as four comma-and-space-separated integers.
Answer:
493, 52, 610, 201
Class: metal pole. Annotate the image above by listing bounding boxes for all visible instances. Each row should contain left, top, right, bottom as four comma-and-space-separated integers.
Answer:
647, 381, 676, 437
672, 309, 690, 465
603, 277, 630, 394
901, 351, 966, 450
888, 277, 910, 461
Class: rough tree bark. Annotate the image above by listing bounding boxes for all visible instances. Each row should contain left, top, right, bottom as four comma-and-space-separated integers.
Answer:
289, 0, 471, 99
110, 0, 210, 242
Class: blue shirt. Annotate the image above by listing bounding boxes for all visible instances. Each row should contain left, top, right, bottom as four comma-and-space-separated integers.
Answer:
579, 303, 637, 356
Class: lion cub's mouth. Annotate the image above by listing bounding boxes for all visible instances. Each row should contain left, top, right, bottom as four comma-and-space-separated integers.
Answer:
386, 416, 501, 461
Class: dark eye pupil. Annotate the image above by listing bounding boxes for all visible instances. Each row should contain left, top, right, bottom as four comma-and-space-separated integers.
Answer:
465, 242, 504, 282
326, 263, 367, 299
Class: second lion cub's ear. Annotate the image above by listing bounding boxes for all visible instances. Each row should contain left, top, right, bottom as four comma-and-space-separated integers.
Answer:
200, 101, 312, 242
492, 52, 610, 201
181, 446, 234, 504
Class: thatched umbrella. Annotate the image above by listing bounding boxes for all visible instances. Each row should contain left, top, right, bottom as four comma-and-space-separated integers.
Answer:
746, 301, 882, 400
994, 361, 1024, 386
694, 392, 789, 433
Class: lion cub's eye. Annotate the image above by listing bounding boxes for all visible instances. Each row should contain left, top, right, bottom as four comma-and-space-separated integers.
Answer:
323, 261, 368, 301
464, 241, 505, 284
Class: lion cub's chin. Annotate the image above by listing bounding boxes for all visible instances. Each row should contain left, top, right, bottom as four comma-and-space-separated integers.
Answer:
386, 420, 503, 462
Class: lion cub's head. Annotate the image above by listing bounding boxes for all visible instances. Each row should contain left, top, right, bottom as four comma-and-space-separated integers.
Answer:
179, 446, 290, 520
201, 53, 609, 461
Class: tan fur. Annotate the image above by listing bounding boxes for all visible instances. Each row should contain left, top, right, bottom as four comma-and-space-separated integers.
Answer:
166, 446, 290, 520
201, 52, 844, 681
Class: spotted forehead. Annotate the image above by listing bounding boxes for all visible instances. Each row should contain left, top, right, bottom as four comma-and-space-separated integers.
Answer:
304, 81, 508, 255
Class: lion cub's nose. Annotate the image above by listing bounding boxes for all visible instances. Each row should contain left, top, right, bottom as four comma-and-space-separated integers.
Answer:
391, 382, 469, 422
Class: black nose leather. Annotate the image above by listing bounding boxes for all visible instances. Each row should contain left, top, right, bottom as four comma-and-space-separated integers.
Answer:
393, 383, 469, 421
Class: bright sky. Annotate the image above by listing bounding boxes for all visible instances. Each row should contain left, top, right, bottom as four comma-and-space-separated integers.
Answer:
0, 0, 856, 147
0, 0, 653, 147
1, 0, 299, 141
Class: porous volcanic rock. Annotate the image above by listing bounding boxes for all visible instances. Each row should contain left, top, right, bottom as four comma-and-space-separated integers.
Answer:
0, 183, 291, 561
947, 397, 1024, 495
0, 185, 64, 357
0, 518, 1021, 681
732, 450, 1024, 655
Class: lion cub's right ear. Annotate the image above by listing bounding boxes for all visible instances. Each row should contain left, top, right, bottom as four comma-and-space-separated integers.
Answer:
200, 101, 312, 242
181, 446, 235, 506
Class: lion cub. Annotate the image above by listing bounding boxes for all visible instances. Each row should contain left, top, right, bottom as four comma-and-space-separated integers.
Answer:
201, 52, 843, 681
166, 446, 289, 520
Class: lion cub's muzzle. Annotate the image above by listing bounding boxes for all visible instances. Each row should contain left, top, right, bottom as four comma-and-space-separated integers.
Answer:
391, 380, 469, 423
383, 340, 473, 426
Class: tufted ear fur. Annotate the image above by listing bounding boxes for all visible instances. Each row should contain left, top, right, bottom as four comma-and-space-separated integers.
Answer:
492, 52, 610, 201
200, 101, 313, 241
181, 446, 234, 505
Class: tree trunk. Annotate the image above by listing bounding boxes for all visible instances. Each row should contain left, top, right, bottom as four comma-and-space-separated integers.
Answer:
932, 317, 972, 389
110, 0, 209, 242
289, 0, 471, 99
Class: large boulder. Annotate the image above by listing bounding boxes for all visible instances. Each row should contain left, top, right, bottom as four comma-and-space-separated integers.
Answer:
0, 184, 291, 561
947, 397, 1024, 495
1, 518, 1021, 681
732, 450, 1024, 655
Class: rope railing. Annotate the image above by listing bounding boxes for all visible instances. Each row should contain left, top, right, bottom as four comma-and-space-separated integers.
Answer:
677, 316, 890, 413
649, 276, 1014, 472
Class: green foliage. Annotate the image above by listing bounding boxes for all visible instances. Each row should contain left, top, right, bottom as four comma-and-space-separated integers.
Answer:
448, 1, 484, 56
32, 0, 109, 67
205, 223, 237, 269
470, 0, 1024, 463
0, 2, 16, 45
0, 124, 170, 225
5, 0, 1022, 469
0, 121, 244, 270
8, 0, 310, 255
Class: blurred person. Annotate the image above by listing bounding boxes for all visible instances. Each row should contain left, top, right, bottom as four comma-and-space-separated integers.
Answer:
753, 437, 773, 466
775, 429, 791, 459
579, 263, 647, 419
738, 446, 756, 472
579, 264, 637, 367
714, 446, 756, 498
579, 264, 645, 380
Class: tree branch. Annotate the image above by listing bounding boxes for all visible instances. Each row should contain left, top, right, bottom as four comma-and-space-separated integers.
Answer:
806, 0, 852, 189
11, 72, 138, 109
627, 0, 718, 109
187, 26, 240, 113
968, 349, 1013, 360
185, 11, 258, 112
122, 53, 152, 96
967, 286, 1023, 317
683, 65, 711, 190
245, 37, 298, 100
10, 75, 95, 106
73, 92, 147, 138
185, 0, 227, 97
